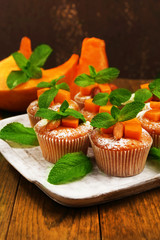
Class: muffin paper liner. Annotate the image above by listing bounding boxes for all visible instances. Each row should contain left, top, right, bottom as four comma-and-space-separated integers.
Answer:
150, 133, 160, 148
36, 133, 90, 163
90, 137, 152, 177
27, 111, 41, 127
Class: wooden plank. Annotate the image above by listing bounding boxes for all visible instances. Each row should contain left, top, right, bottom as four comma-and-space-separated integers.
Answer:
99, 188, 160, 240
7, 177, 100, 240
0, 154, 20, 240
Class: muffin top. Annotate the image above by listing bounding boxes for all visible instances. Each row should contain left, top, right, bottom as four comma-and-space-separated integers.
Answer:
27, 100, 79, 116
90, 128, 152, 151
81, 108, 96, 122
138, 110, 160, 134
34, 119, 93, 140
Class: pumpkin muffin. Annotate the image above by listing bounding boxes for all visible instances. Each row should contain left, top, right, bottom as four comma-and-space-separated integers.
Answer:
90, 119, 152, 177
34, 118, 92, 163
27, 88, 79, 127
137, 101, 160, 147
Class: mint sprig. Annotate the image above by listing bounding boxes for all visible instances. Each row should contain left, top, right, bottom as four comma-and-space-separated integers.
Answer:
134, 89, 152, 102
37, 76, 70, 108
7, 44, 53, 89
149, 147, 160, 160
47, 152, 92, 185
149, 78, 160, 99
91, 101, 144, 129
35, 100, 86, 123
0, 122, 39, 146
93, 88, 131, 107
74, 65, 120, 87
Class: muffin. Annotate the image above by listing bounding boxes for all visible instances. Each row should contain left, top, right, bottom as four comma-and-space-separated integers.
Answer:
27, 88, 79, 127
137, 101, 160, 147
90, 119, 152, 177
34, 118, 93, 163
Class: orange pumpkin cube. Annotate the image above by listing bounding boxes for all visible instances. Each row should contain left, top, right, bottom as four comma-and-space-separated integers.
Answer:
99, 105, 113, 114
101, 126, 113, 134
84, 98, 100, 113
144, 110, 160, 122
61, 117, 79, 128
99, 83, 111, 94
140, 83, 149, 90
54, 89, 71, 104
123, 118, 142, 140
80, 83, 98, 96
150, 101, 160, 109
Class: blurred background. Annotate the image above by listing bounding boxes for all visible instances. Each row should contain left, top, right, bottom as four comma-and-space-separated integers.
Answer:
0, 0, 160, 79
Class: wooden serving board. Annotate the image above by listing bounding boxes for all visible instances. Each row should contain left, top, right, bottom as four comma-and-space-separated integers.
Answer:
0, 114, 160, 207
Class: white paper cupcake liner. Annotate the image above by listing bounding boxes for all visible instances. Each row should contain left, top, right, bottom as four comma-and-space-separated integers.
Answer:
27, 111, 41, 127
150, 133, 160, 148
90, 137, 152, 177
36, 133, 90, 163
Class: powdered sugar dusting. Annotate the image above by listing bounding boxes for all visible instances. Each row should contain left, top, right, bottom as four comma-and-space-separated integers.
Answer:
35, 120, 93, 139
90, 128, 152, 150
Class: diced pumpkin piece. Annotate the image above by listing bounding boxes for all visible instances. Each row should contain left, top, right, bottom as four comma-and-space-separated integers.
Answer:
54, 89, 71, 104
61, 117, 79, 128
99, 105, 113, 114
124, 123, 142, 140
108, 83, 118, 91
80, 83, 98, 96
37, 88, 50, 99
123, 118, 141, 126
101, 126, 113, 134
84, 98, 100, 113
144, 110, 160, 122
140, 83, 149, 90
99, 83, 111, 94
150, 101, 160, 109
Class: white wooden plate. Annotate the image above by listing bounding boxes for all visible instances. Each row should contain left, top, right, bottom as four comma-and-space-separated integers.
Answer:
0, 114, 160, 207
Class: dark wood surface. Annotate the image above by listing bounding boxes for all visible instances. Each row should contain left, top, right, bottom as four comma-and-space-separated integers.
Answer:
1, 79, 160, 240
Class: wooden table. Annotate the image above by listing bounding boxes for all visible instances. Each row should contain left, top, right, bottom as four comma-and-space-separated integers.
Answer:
1, 79, 160, 240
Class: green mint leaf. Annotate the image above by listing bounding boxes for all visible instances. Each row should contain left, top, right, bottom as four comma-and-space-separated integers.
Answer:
92, 93, 109, 106
29, 44, 53, 67
65, 109, 86, 122
134, 89, 152, 102
0, 122, 38, 146
152, 89, 160, 99
149, 147, 160, 159
149, 78, 160, 91
91, 112, 117, 129
35, 108, 62, 120
111, 106, 120, 120
12, 52, 28, 70
74, 74, 95, 87
118, 102, 145, 122
37, 81, 53, 88
7, 71, 29, 89
38, 88, 58, 108
109, 88, 132, 106
89, 65, 96, 77
51, 75, 65, 86
27, 65, 42, 79
95, 67, 120, 84
60, 100, 69, 112
47, 152, 92, 185
56, 82, 70, 91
